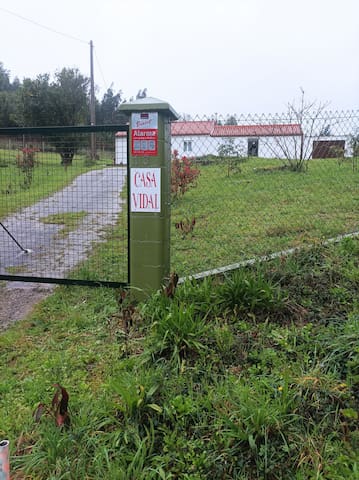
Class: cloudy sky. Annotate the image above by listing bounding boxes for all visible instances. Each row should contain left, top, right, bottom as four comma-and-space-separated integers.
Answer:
0, 0, 358, 116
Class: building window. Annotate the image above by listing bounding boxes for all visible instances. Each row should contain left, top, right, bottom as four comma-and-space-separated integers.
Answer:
184, 140, 192, 153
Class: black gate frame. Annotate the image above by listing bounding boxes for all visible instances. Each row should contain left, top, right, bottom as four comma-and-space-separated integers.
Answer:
0, 124, 130, 288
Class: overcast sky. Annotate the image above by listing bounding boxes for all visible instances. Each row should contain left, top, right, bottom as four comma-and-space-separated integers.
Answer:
0, 0, 358, 116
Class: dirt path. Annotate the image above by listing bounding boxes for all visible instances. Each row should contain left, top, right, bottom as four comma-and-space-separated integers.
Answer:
0, 281, 54, 330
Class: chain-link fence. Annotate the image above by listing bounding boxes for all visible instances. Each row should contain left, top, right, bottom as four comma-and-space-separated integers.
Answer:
0, 126, 128, 286
170, 110, 359, 277
1, 112, 358, 285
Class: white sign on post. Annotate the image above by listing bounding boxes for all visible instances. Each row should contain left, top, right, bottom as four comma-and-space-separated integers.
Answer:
131, 168, 161, 213
131, 112, 158, 156
131, 112, 158, 129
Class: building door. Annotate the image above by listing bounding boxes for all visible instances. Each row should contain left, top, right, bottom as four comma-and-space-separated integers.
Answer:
248, 138, 259, 157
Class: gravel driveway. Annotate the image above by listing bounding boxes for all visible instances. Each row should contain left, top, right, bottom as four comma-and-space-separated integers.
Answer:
0, 166, 126, 329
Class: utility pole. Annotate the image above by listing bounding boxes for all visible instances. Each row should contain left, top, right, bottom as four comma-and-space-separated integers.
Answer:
90, 40, 96, 160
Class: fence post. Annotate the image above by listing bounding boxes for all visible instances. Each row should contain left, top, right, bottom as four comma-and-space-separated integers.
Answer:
0, 440, 10, 480
119, 98, 178, 300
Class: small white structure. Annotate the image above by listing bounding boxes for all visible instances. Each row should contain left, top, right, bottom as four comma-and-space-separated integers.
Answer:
171, 121, 304, 159
115, 120, 304, 163
115, 131, 128, 165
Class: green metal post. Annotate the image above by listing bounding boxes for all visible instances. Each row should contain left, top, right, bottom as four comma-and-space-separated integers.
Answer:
119, 98, 178, 299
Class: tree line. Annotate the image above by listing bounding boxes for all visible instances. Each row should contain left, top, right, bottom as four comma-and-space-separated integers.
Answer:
0, 62, 137, 128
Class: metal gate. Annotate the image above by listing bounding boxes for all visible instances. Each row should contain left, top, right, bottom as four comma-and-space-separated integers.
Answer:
0, 125, 129, 287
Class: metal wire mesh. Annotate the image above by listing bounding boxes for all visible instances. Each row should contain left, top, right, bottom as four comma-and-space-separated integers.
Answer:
0, 127, 128, 285
1, 111, 358, 285
170, 110, 359, 277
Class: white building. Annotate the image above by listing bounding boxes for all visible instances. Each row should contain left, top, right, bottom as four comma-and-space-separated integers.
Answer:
171, 121, 304, 159
115, 120, 304, 164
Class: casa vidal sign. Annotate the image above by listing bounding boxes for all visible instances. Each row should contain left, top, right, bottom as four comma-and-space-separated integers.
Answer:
131, 168, 161, 213
131, 112, 158, 156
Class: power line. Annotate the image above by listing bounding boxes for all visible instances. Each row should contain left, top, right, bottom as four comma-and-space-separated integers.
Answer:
94, 49, 108, 92
0, 6, 88, 45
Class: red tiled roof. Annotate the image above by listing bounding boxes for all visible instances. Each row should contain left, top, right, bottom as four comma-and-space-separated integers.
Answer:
116, 122, 303, 138
212, 124, 303, 137
170, 121, 216, 136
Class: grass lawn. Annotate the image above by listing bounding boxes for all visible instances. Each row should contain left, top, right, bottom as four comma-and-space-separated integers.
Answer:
171, 157, 359, 276
0, 236, 358, 479
0, 149, 113, 220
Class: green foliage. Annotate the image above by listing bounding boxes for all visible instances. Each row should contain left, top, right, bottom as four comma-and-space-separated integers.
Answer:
0, 62, 19, 127
175, 277, 222, 317
147, 302, 209, 365
1, 240, 359, 478
109, 368, 163, 423
1, 66, 88, 165
0, 91, 18, 127
96, 87, 126, 125
320, 314, 359, 380
20, 69, 90, 127
218, 268, 286, 315
217, 138, 247, 176
16, 146, 37, 189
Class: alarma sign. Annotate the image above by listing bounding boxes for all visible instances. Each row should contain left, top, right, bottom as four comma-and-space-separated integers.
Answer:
131, 112, 158, 156
131, 168, 161, 212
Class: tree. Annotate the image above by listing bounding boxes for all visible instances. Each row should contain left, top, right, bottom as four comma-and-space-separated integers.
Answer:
18, 74, 55, 125
0, 63, 21, 127
96, 86, 126, 125
0, 91, 18, 127
225, 115, 237, 126
18, 68, 90, 165
263, 89, 330, 171
0, 62, 11, 91
217, 138, 246, 176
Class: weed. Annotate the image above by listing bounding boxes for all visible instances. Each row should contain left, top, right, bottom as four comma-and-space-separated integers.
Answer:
16, 146, 37, 189
218, 268, 286, 316
175, 217, 196, 238
147, 303, 209, 365
320, 314, 359, 380
109, 368, 163, 425
33, 383, 70, 427
175, 276, 222, 318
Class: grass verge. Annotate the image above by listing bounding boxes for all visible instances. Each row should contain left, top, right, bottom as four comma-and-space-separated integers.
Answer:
0, 237, 358, 479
